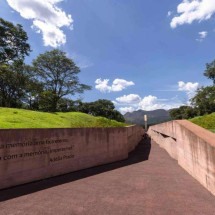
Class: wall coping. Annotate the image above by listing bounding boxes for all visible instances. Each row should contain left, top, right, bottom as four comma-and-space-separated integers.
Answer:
0, 126, 129, 131
125, 125, 137, 127
175, 120, 215, 147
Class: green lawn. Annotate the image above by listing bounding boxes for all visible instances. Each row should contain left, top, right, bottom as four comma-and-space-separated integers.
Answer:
189, 112, 215, 133
0, 108, 126, 129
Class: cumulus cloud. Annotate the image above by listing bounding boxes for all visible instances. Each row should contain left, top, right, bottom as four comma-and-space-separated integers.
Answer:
115, 94, 183, 114
112, 79, 135, 91
196, 31, 208, 41
95, 78, 134, 93
138, 95, 183, 111
6, 0, 73, 47
119, 107, 135, 114
170, 0, 215, 28
138, 95, 163, 111
116, 94, 141, 104
95, 79, 111, 93
114, 81, 200, 114
178, 81, 199, 98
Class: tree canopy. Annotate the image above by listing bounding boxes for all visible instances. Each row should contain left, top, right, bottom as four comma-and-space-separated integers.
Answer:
78, 99, 125, 122
191, 86, 215, 115
170, 57, 215, 120
0, 18, 91, 112
30, 49, 91, 112
169, 106, 197, 120
204, 59, 215, 85
0, 18, 31, 63
0, 60, 37, 108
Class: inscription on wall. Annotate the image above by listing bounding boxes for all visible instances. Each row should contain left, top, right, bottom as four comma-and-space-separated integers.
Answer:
0, 138, 75, 163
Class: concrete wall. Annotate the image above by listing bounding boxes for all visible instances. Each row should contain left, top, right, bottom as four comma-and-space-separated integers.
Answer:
0, 125, 144, 190
148, 120, 215, 196
127, 125, 144, 152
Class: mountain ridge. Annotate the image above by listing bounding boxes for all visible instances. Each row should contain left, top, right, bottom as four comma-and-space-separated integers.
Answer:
124, 109, 171, 126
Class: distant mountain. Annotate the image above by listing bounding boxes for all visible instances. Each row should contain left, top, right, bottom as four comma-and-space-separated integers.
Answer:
124, 109, 171, 126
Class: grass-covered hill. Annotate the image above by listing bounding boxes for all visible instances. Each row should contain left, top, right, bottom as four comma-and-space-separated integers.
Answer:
0, 108, 126, 129
190, 112, 215, 133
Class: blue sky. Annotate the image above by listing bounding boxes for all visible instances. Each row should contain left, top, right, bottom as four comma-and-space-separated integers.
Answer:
1, 0, 215, 113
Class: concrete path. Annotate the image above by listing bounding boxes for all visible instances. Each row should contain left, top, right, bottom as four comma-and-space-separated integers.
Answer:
0, 138, 215, 215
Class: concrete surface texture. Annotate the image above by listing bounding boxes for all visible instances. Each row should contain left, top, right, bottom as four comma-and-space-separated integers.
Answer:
148, 120, 215, 196
0, 139, 215, 215
0, 126, 143, 190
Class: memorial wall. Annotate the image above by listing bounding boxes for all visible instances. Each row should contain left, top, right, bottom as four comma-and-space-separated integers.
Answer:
0, 125, 144, 190
148, 120, 215, 196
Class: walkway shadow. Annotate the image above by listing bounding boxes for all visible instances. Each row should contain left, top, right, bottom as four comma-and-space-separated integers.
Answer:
0, 136, 151, 202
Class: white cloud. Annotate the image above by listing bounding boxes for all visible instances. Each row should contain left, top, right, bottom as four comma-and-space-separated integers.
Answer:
199, 31, 208, 38
170, 0, 215, 28
178, 81, 199, 98
112, 79, 135, 91
119, 107, 135, 114
115, 94, 183, 114
95, 79, 111, 93
116, 94, 141, 104
95, 78, 134, 93
6, 0, 73, 47
138, 95, 183, 111
167, 11, 173, 17
138, 95, 163, 111
138, 95, 157, 110
114, 81, 200, 114
196, 31, 208, 41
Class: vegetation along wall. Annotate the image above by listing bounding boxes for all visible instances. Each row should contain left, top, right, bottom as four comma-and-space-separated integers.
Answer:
148, 120, 215, 196
0, 125, 144, 190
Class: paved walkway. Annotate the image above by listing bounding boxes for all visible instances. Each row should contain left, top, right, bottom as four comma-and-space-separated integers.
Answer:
0, 138, 215, 215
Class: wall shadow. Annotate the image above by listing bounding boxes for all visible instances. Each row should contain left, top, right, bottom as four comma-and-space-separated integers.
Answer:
0, 136, 151, 202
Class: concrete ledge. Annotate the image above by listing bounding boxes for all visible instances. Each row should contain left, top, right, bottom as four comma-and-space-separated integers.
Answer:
148, 120, 215, 196
0, 125, 144, 190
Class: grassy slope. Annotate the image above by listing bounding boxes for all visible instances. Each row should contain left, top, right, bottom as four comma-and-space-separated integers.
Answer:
189, 112, 215, 133
0, 108, 126, 128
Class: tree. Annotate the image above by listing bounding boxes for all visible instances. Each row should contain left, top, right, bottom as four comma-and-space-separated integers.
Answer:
191, 86, 215, 115
169, 108, 183, 120
204, 59, 215, 85
169, 106, 198, 120
0, 18, 31, 64
169, 58, 215, 119
0, 61, 37, 108
31, 49, 91, 112
78, 99, 125, 122
57, 98, 81, 112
